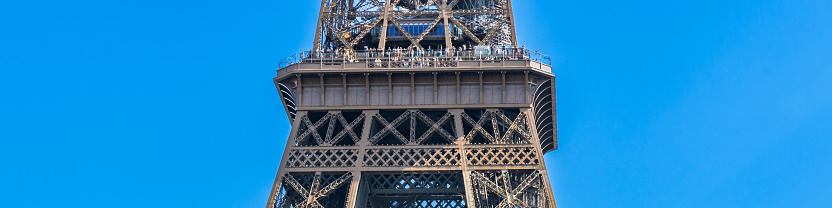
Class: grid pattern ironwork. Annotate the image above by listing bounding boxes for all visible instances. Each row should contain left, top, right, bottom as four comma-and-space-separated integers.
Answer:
466, 147, 539, 166
364, 148, 461, 167
286, 149, 359, 168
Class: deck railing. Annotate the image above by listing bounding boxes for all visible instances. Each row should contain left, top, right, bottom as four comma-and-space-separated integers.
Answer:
277, 46, 551, 70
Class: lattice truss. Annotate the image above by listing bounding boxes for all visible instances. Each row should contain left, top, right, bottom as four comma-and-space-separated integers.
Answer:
469, 170, 551, 208
280, 172, 353, 208
365, 172, 466, 208
369, 110, 456, 145
286, 149, 359, 168
465, 147, 538, 166
368, 196, 466, 208
461, 109, 532, 145
366, 172, 463, 190
296, 111, 365, 146
365, 148, 460, 166
313, 0, 517, 51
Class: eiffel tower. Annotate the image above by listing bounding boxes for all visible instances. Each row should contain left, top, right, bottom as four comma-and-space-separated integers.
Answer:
267, 1, 557, 207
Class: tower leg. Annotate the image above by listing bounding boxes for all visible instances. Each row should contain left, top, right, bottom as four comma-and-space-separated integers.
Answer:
266, 111, 307, 208
344, 171, 364, 208
461, 170, 477, 208
525, 108, 558, 208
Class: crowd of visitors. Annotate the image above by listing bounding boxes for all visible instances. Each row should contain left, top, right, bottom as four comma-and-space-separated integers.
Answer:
279, 45, 549, 69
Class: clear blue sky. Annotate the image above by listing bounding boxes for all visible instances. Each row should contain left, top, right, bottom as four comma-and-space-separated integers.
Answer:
1, 0, 830, 207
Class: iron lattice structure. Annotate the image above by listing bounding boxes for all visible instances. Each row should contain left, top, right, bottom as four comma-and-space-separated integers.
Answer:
312, 0, 518, 52
268, 1, 558, 207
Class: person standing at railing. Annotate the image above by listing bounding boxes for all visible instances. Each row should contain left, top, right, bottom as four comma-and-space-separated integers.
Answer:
521, 45, 527, 59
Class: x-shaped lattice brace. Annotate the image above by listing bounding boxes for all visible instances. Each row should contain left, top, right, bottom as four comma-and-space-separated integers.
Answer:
296, 112, 365, 146
386, 0, 513, 49
369, 110, 411, 144
369, 110, 456, 145
461, 110, 532, 144
316, 0, 383, 50
412, 110, 456, 144
283, 172, 352, 208
315, 0, 515, 52
470, 170, 541, 208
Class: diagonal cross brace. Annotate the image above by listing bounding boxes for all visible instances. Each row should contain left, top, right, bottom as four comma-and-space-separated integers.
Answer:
331, 113, 365, 144
462, 111, 497, 143
297, 113, 333, 145
471, 170, 541, 208
283, 172, 353, 208
369, 111, 411, 144
413, 110, 456, 144
494, 111, 531, 143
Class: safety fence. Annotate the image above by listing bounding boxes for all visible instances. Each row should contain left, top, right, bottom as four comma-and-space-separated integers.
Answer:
278, 46, 552, 70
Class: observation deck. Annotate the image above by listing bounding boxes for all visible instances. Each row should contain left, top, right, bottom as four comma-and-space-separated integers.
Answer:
266, 1, 560, 207
272, 46, 557, 154
275, 46, 553, 81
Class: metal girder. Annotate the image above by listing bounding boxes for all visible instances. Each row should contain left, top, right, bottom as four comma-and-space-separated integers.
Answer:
311, 0, 516, 52
298, 113, 332, 145
334, 113, 365, 143
447, 17, 481, 45
480, 16, 508, 45
369, 110, 411, 144
388, 18, 424, 51
462, 110, 532, 144
494, 110, 531, 142
369, 110, 456, 145
410, 17, 444, 47
461, 110, 496, 143
283, 172, 353, 208
271, 2, 560, 208
296, 112, 365, 146
412, 110, 456, 144
470, 170, 541, 208
269, 107, 557, 208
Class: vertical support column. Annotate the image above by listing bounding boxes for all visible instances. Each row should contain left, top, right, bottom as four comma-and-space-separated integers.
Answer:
311, 0, 329, 52
320, 74, 326, 105
355, 175, 370, 208
478, 72, 483, 104
410, 73, 415, 105
343, 74, 348, 105
450, 109, 477, 208
378, 0, 391, 50
387, 73, 393, 106
455, 72, 461, 104
433, 72, 438, 105
501, 71, 507, 104
505, 0, 519, 45
344, 171, 363, 208
345, 110, 374, 208
524, 71, 530, 103
361, 110, 378, 144
265, 111, 308, 208
441, 0, 453, 49
365, 74, 370, 105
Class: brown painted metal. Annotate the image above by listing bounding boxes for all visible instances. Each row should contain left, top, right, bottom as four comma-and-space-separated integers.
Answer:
312, 0, 517, 52
268, 1, 557, 208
